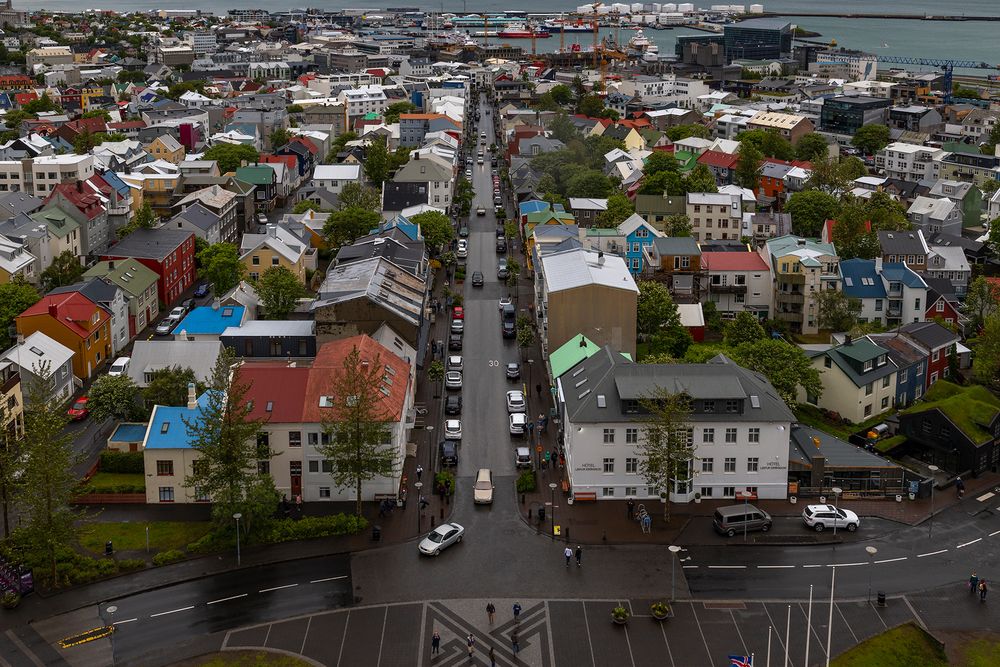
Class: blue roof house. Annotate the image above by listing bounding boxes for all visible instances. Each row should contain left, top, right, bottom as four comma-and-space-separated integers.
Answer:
173, 304, 247, 341
840, 259, 928, 328
141, 386, 213, 504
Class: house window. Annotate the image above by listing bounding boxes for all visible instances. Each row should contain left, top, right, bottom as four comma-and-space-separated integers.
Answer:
875, 299, 883, 312
194, 486, 209, 502
308, 460, 319, 473
724, 458, 736, 473
252, 255, 260, 265
725, 428, 737, 444
603, 428, 615, 444
723, 486, 735, 498
881, 396, 889, 409
700, 487, 714, 497
725, 400, 738, 413
899, 369, 908, 383
747, 457, 759, 473
864, 360, 873, 372
156, 460, 174, 476
158, 486, 174, 502
864, 404, 873, 418
703, 428, 715, 444
932, 350, 940, 362
272, 256, 280, 266
603, 458, 615, 473
626, 457, 638, 474
307, 432, 319, 446
703, 400, 715, 412
936, 301, 944, 312
257, 460, 270, 475
289, 431, 301, 447
625, 486, 637, 497
702, 458, 714, 473
319, 487, 331, 498
930, 371, 938, 383
602, 487, 616, 498
882, 376, 891, 388
748, 428, 760, 444
865, 383, 873, 396
824, 357, 832, 368
626, 428, 638, 444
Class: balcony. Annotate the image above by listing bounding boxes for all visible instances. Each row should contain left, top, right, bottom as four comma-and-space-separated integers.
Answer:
710, 283, 747, 294
777, 291, 805, 304
776, 311, 802, 322
1, 371, 20, 394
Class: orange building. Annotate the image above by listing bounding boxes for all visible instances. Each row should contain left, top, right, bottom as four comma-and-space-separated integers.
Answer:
16, 292, 112, 381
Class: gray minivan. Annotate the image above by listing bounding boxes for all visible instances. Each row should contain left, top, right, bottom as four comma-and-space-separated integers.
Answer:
713, 504, 772, 537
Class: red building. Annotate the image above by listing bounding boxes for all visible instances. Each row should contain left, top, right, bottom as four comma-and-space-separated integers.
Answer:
102, 228, 196, 306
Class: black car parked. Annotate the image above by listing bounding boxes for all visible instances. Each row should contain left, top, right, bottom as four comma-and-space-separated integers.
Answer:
445, 395, 462, 415
448, 334, 463, 350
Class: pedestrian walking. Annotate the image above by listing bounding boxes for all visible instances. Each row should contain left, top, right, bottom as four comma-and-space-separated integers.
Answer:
564, 545, 573, 567
970, 572, 979, 594
486, 601, 495, 624
512, 602, 521, 621
543, 450, 550, 468
575, 545, 583, 567
535, 383, 542, 398
511, 629, 519, 655
489, 645, 496, 666
467, 633, 476, 659
627, 498, 635, 520
416, 464, 423, 481
431, 631, 441, 655
980, 580, 989, 602
957, 476, 966, 498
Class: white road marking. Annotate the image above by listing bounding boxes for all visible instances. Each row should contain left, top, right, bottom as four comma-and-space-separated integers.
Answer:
828, 562, 866, 567
874, 557, 907, 564
975, 491, 995, 502
990, 530, 1000, 537
957, 538, 982, 549
150, 606, 194, 618
112, 618, 138, 625
708, 565, 746, 569
310, 576, 348, 584
259, 584, 299, 593
682, 565, 699, 569
802, 564, 823, 568
917, 549, 947, 558
757, 565, 795, 569
207, 594, 248, 605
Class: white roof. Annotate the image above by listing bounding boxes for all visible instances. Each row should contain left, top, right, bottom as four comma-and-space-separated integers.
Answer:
541, 248, 639, 294
2, 331, 73, 374
677, 303, 705, 328
313, 164, 361, 181
221, 320, 315, 337
645, 108, 693, 117
569, 198, 608, 212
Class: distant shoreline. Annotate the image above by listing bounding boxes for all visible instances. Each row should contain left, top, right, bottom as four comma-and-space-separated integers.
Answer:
760, 11, 1000, 21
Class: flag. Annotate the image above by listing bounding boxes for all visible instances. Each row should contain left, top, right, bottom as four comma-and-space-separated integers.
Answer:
729, 656, 753, 667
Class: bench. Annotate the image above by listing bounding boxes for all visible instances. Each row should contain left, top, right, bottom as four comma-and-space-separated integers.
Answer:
373, 493, 397, 502
572, 491, 597, 503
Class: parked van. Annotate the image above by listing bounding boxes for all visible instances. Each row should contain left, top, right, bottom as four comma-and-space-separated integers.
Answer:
473, 468, 494, 504
713, 504, 772, 537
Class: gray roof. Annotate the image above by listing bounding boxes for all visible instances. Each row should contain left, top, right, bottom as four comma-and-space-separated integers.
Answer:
107, 228, 193, 260
49, 278, 120, 307
172, 202, 219, 232
789, 425, 900, 469
220, 320, 315, 338
560, 347, 794, 424
314, 256, 425, 326
0, 191, 44, 221
126, 340, 223, 388
878, 229, 928, 256
335, 232, 425, 277
897, 321, 958, 351
652, 236, 701, 256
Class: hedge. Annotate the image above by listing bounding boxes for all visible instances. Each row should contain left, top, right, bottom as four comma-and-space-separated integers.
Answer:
152, 550, 185, 567
100, 450, 144, 474
516, 471, 536, 493
265, 514, 368, 544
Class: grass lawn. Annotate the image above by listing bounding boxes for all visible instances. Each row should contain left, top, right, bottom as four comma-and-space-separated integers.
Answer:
82, 472, 145, 492
79, 521, 212, 554
832, 623, 947, 667
961, 636, 1000, 666
174, 651, 314, 667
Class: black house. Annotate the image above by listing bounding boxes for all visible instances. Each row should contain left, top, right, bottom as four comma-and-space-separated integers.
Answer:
220, 320, 317, 358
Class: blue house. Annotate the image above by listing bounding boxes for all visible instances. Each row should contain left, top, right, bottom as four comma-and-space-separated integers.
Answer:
618, 213, 663, 275
840, 258, 928, 327
868, 333, 928, 406
174, 304, 247, 341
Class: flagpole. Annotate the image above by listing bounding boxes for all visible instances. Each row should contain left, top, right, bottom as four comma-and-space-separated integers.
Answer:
751, 652, 755, 667
783, 604, 791, 667
804, 584, 813, 667
766, 625, 772, 667
825, 567, 837, 667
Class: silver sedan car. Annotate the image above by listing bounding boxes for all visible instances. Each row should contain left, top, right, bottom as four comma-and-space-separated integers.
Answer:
445, 371, 463, 390
445, 419, 462, 440
418, 522, 465, 556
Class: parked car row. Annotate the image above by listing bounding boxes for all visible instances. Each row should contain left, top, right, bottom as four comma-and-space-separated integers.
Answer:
712, 503, 861, 538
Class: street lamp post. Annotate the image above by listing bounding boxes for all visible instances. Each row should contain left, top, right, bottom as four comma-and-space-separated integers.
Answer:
668, 544, 682, 602
233, 513, 242, 566
831, 486, 843, 539
928, 464, 939, 538
865, 546, 878, 604
414, 481, 423, 531
426, 426, 434, 473
549, 482, 557, 539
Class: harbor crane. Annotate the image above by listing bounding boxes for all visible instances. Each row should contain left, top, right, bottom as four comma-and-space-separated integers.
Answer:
836, 54, 1000, 104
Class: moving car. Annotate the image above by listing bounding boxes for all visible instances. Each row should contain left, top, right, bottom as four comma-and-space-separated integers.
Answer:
802, 504, 860, 532
509, 412, 527, 435
465, 168, 472, 177
445, 370, 463, 390
471, 271, 484, 287
193, 283, 210, 298
448, 355, 463, 371
473, 469, 494, 505
439, 441, 458, 467
498, 296, 512, 310
505, 362, 521, 380
155, 318, 177, 336
67, 396, 90, 421
418, 522, 464, 556
445, 395, 463, 415
108, 357, 131, 377
476, 207, 486, 216
459, 226, 469, 237
713, 504, 773, 538
501, 303, 516, 338
506, 390, 525, 413
456, 240, 468, 258
444, 419, 462, 440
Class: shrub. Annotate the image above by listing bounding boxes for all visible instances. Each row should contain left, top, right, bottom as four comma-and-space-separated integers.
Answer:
186, 531, 233, 555
99, 450, 144, 474
264, 514, 368, 544
117, 558, 146, 572
434, 470, 456, 496
516, 471, 536, 493
152, 550, 185, 566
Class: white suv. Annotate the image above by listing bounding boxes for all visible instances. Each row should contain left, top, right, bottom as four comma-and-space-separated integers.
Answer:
802, 504, 860, 532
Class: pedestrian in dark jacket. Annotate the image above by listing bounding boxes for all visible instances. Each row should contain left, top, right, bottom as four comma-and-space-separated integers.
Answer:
486, 601, 495, 624
512, 602, 521, 621
980, 580, 989, 602
970, 572, 979, 594
511, 629, 519, 654
627, 498, 635, 520
431, 631, 440, 655
575, 545, 583, 567
467, 633, 476, 659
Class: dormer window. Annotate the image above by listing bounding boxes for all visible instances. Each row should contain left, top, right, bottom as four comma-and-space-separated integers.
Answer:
877, 354, 886, 367
863, 360, 873, 372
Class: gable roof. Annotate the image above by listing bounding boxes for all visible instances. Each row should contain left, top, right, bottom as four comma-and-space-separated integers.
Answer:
902, 381, 1000, 446
839, 259, 886, 298
19, 291, 108, 339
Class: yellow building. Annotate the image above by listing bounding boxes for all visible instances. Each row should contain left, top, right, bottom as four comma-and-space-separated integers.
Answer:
0, 361, 24, 443
120, 173, 180, 217
239, 224, 315, 284
146, 135, 185, 164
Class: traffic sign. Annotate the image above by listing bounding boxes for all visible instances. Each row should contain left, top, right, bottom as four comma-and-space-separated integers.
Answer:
536, 445, 542, 453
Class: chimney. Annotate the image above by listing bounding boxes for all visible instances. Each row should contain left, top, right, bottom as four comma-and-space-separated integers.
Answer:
874, 256, 883, 273
212, 298, 220, 310
48, 303, 57, 318
845, 334, 852, 346
108, 260, 114, 270
597, 250, 605, 265
186, 382, 197, 409
267, 224, 277, 238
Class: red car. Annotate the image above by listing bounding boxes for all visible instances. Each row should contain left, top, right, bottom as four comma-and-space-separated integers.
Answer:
452, 306, 464, 320
67, 396, 90, 421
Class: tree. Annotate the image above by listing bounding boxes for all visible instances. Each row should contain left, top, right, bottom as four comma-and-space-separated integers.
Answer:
516, 322, 535, 358
324, 207, 380, 248
550, 84, 573, 106
636, 387, 694, 522
639, 169, 685, 196
363, 137, 390, 186
317, 345, 398, 517
22, 93, 58, 114
506, 258, 522, 300
964, 276, 1000, 333
665, 124, 710, 142
203, 143, 259, 174
565, 170, 611, 198
327, 131, 358, 162
17, 364, 77, 585
39, 250, 84, 291
549, 113, 577, 144
576, 94, 606, 118
795, 133, 829, 162
87, 375, 143, 422
664, 214, 692, 237
256, 266, 306, 319
786, 190, 840, 237
738, 129, 795, 160
637, 280, 682, 339
382, 100, 417, 124
734, 143, 763, 190
682, 164, 718, 193
644, 151, 680, 176
0, 278, 40, 349
989, 217, 1000, 255
812, 289, 862, 332
143, 366, 201, 409
851, 123, 891, 155
410, 210, 453, 252
292, 200, 321, 214
648, 327, 693, 359
596, 193, 634, 228
118, 200, 155, 238
973, 315, 1000, 389
337, 182, 381, 212
731, 340, 822, 406
832, 198, 887, 259
724, 311, 767, 347
184, 348, 274, 534
197, 243, 245, 294
268, 127, 290, 149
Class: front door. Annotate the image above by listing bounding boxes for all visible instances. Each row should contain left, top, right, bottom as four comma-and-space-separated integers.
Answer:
290, 461, 302, 497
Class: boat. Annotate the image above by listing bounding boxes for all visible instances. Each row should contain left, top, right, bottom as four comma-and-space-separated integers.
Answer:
543, 17, 593, 33
496, 22, 551, 39
627, 28, 652, 50
643, 44, 660, 62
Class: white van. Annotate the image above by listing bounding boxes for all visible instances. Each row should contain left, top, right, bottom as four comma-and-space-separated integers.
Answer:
474, 468, 494, 504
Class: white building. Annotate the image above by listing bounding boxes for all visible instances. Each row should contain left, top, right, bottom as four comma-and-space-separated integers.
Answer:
686, 192, 742, 242
311, 164, 363, 195
875, 142, 943, 182
338, 85, 388, 120
558, 349, 794, 503
1, 331, 75, 406
701, 251, 773, 321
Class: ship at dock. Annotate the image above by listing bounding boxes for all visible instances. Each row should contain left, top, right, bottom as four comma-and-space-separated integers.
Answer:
496, 22, 551, 39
